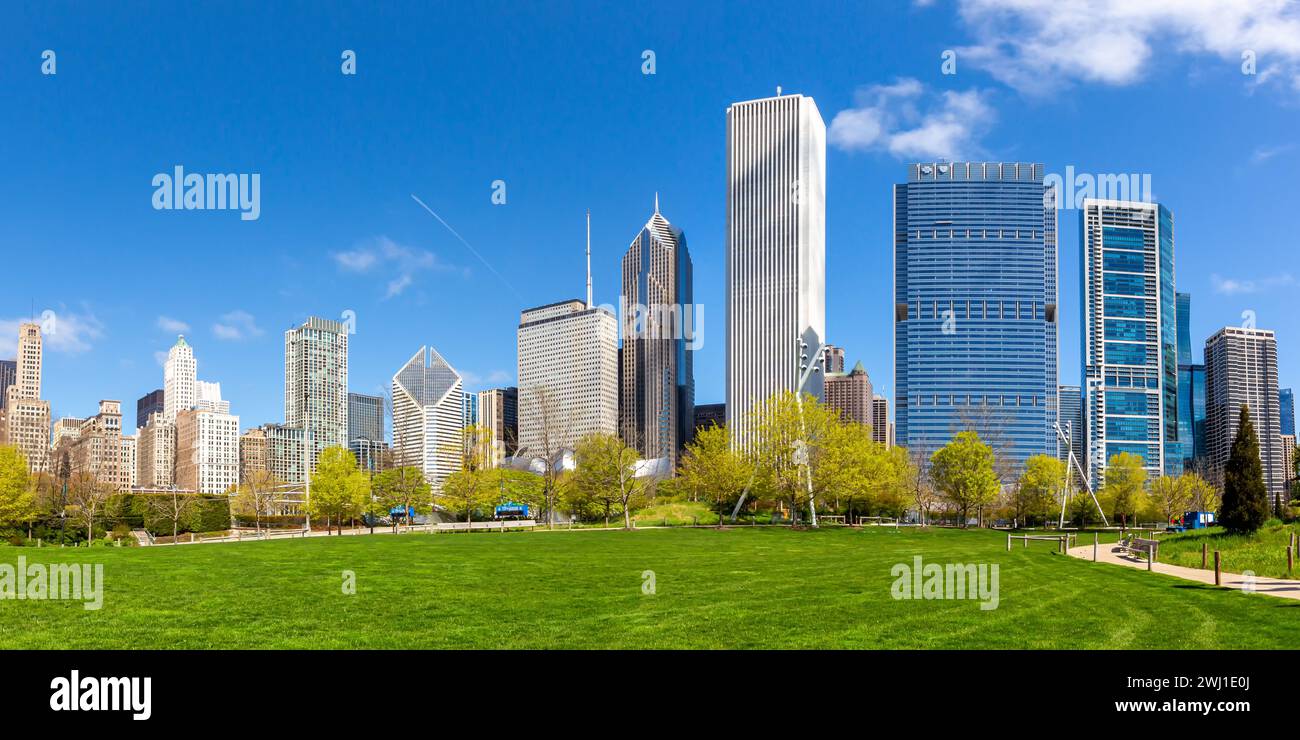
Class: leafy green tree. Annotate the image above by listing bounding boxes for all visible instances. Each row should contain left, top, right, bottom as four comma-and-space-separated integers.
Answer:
67, 473, 114, 542
1101, 452, 1147, 529
1149, 474, 1195, 525
0, 445, 36, 535
142, 489, 205, 540
373, 466, 432, 530
929, 431, 1000, 527
1182, 471, 1219, 514
1220, 405, 1269, 534
570, 433, 648, 528
816, 422, 896, 521
439, 425, 497, 522
677, 424, 752, 524
307, 446, 371, 534
232, 469, 283, 533
749, 390, 842, 524
1014, 455, 1066, 526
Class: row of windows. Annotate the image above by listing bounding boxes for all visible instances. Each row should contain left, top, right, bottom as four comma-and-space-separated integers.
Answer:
913, 394, 1046, 407
913, 229, 1043, 240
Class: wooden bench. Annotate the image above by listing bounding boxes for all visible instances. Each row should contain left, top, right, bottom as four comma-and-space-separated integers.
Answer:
434, 520, 537, 533
1115, 537, 1159, 560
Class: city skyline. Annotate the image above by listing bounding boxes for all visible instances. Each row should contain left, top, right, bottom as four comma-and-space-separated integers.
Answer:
1, 3, 1297, 444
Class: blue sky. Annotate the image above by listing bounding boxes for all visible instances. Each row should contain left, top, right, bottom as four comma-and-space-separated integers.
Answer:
2, 0, 1298, 433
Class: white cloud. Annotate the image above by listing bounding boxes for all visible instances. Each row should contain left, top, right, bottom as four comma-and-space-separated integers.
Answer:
951, 0, 1300, 95
0, 310, 105, 356
1211, 272, 1297, 295
156, 315, 190, 333
334, 236, 459, 299
212, 310, 263, 341
829, 78, 995, 160
1251, 143, 1294, 164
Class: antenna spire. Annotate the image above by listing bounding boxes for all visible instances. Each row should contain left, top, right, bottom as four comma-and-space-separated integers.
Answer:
585, 209, 592, 309
654, 192, 660, 215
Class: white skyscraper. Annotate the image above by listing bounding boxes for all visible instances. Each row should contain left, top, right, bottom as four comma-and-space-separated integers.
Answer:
725, 92, 826, 445
517, 300, 618, 460
285, 317, 349, 474
175, 406, 241, 495
4, 322, 51, 473
163, 335, 197, 421
1205, 326, 1286, 505
392, 345, 464, 491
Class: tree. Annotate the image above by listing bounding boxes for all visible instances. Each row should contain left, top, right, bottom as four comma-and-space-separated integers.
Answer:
571, 433, 648, 529
232, 470, 283, 533
1015, 455, 1066, 527
929, 431, 1000, 527
749, 390, 842, 525
1220, 405, 1269, 534
143, 489, 205, 540
902, 447, 939, 526
439, 425, 498, 522
0, 445, 36, 535
373, 466, 431, 531
1100, 452, 1147, 529
519, 384, 578, 528
1184, 471, 1219, 514
307, 447, 370, 534
66, 473, 114, 542
677, 424, 751, 525
1149, 475, 1194, 525
816, 422, 896, 522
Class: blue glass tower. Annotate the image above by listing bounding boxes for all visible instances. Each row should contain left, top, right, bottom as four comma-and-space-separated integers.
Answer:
894, 162, 1057, 472
1280, 387, 1295, 437
1081, 200, 1179, 489
1175, 292, 1206, 468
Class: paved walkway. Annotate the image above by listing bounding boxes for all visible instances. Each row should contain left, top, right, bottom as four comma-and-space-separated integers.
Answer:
1067, 542, 1300, 600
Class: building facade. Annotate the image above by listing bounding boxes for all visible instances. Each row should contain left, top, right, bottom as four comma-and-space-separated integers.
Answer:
0, 359, 14, 410
4, 322, 51, 473
348, 392, 384, 444
823, 346, 845, 374
1057, 385, 1085, 483
136, 413, 175, 489
136, 389, 164, 431
175, 407, 241, 495
726, 93, 826, 446
163, 336, 196, 421
693, 402, 726, 433
1281, 387, 1295, 437
285, 317, 349, 473
120, 434, 137, 489
392, 346, 464, 490
516, 300, 618, 459
1282, 434, 1296, 491
1080, 199, 1178, 489
824, 361, 872, 426
477, 386, 518, 469
619, 202, 695, 468
57, 401, 125, 490
1176, 292, 1207, 470
871, 395, 892, 447
1204, 326, 1285, 505
895, 162, 1058, 472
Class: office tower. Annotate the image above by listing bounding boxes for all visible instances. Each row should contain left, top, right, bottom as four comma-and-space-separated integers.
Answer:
392, 346, 464, 490
348, 392, 384, 443
823, 346, 845, 374
1176, 292, 1207, 469
871, 395, 892, 447
517, 300, 618, 459
51, 417, 85, 449
1057, 385, 1085, 483
824, 361, 873, 426
136, 389, 164, 430
285, 317, 349, 473
175, 406, 240, 495
477, 387, 518, 468
239, 427, 268, 482
462, 392, 478, 429
196, 381, 227, 413
0, 359, 14, 410
54, 401, 125, 489
4, 322, 51, 473
163, 336, 197, 420
1205, 326, 1285, 505
895, 162, 1057, 472
619, 199, 695, 467
1281, 388, 1295, 437
693, 402, 726, 432
726, 92, 826, 445
1282, 434, 1296, 489
136, 413, 175, 489
1080, 198, 1178, 489
120, 434, 137, 489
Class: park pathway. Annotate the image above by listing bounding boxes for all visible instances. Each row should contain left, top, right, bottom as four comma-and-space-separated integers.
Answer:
1066, 541, 1300, 601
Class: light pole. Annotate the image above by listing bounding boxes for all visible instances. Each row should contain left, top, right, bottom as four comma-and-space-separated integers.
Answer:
795, 334, 826, 528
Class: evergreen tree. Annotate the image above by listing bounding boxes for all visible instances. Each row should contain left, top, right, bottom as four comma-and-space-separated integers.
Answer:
1219, 405, 1269, 534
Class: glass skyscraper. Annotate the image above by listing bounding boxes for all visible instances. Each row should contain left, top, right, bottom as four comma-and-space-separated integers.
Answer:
1175, 292, 1206, 468
1081, 199, 1179, 489
1281, 387, 1295, 437
894, 162, 1057, 471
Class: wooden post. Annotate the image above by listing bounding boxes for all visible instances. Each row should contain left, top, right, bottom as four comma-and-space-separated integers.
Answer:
1214, 551, 1222, 586
1007, 533, 1011, 552
1201, 542, 1207, 569
1288, 546, 1294, 575
1146, 549, 1153, 571
1093, 532, 1098, 562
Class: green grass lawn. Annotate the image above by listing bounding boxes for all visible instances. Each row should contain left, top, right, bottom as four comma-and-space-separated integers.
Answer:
2, 526, 1298, 649
1154, 523, 1300, 580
